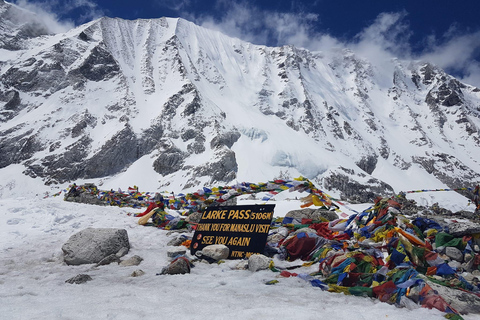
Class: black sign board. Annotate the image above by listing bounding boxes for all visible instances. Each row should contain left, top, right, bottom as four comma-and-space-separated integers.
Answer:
190, 204, 275, 259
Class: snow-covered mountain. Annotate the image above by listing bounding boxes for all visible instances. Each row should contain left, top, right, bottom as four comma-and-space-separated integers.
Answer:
1, 0, 480, 201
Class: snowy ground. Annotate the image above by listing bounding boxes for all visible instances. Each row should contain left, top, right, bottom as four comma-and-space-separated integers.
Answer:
1, 187, 478, 320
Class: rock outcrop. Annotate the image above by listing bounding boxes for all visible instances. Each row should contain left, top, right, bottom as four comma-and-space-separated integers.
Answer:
62, 228, 130, 265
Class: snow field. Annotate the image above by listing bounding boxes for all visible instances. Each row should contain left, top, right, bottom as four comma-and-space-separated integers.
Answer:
1, 192, 477, 320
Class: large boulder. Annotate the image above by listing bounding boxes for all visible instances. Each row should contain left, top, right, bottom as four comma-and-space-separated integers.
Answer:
62, 228, 130, 265
185, 211, 202, 224
285, 208, 337, 222
445, 247, 463, 262
448, 222, 480, 237
202, 244, 230, 261
159, 257, 191, 275
248, 254, 271, 272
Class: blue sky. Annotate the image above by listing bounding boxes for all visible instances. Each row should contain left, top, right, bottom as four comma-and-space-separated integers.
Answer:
11, 0, 480, 86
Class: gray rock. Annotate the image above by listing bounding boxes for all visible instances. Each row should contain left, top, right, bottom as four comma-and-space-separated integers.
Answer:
69, 45, 118, 81
321, 167, 395, 204
187, 136, 206, 154
235, 260, 249, 270
315, 209, 338, 221
445, 247, 464, 262
355, 154, 378, 175
205, 195, 238, 208
167, 237, 184, 246
274, 227, 289, 237
115, 247, 130, 258
95, 253, 120, 266
448, 222, 480, 237
181, 128, 198, 141
202, 244, 229, 261
138, 124, 164, 156
268, 233, 286, 244
461, 256, 474, 272
210, 130, 241, 149
0, 130, 44, 170
153, 147, 185, 175
32, 136, 93, 184
62, 228, 130, 265
185, 211, 203, 224
398, 295, 421, 310
82, 125, 138, 179
455, 210, 476, 219
461, 273, 475, 282
120, 255, 144, 267
248, 254, 271, 272
285, 208, 337, 222
167, 247, 187, 258
165, 229, 191, 236
167, 235, 189, 246
427, 280, 480, 315
193, 147, 238, 183
447, 260, 462, 270
130, 269, 145, 277
474, 237, 480, 248
159, 257, 190, 275
65, 274, 92, 284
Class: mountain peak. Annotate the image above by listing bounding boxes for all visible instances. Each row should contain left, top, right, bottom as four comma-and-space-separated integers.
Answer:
0, 15, 479, 202
0, 0, 52, 49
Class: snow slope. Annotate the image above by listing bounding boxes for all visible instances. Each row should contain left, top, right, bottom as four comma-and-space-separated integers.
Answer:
2, 192, 477, 320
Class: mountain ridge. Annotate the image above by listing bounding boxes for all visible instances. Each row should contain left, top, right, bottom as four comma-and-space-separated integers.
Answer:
1, 2, 479, 202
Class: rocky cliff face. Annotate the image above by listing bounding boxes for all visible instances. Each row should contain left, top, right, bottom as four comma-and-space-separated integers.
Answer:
0, 0, 52, 50
1, 2, 479, 199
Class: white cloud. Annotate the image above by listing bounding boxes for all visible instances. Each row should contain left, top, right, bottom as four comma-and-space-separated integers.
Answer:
346, 12, 480, 87
12, 0, 74, 33
12, 0, 105, 33
155, 0, 192, 12
349, 11, 412, 60
182, 1, 345, 59
182, 2, 270, 46
182, 1, 480, 87
62, 0, 105, 23
183, 2, 414, 58
418, 31, 480, 87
